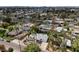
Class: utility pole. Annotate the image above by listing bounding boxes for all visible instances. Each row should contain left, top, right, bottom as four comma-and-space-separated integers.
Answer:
52, 15, 56, 31
18, 40, 21, 52
16, 25, 21, 52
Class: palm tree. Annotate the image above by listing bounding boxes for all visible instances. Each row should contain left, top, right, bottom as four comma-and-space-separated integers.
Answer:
28, 26, 38, 42
47, 30, 54, 51
47, 30, 62, 51
29, 26, 37, 34
16, 25, 21, 51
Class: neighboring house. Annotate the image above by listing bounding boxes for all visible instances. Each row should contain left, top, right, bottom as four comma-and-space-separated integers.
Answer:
35, 33, 48, 43
15, 32, 28, 40
39, 24, 52, 32
72, 26, 79, 36
22, 23, 34, 31
28, 33, 48, 43
0, 20, 3, 26
55, 18, 64, 25
72, 29, 79, 36
43, 20, 52, 25
11, 17, 19, 23
55, 20, 64, 24
39, 20, 52, 32
76, 17, 79, 22
40, 13, 47, 16
54, 27, 63, 32
8, 30, 22, 36
65, 39, 71, 47
0, 37, 4, 41
23, 23, 34, 27
64, 18, 74, 22
60, 39, 71, 48
54, 27, 67, 32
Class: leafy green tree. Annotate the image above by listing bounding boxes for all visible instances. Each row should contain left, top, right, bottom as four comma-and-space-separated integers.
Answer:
0, 29, 6, 37
8, 26, 14, 31
60, 12, 67, 19
3, 17, 12, 23
8, 47, 14, 52
1, 23, 9, 29
24, 43, 41, 52
72, 37, 79, 52
29, 26, 38, 34
47, 30, 54, 51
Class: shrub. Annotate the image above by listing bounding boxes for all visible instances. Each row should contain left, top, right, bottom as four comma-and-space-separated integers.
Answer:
24, 43, 41, 52
8, 47, 14, 52
0, 45, 6, 52
0, 29, 6, 37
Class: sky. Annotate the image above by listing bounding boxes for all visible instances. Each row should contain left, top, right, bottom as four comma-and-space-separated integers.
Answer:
0, 0, 78, 6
